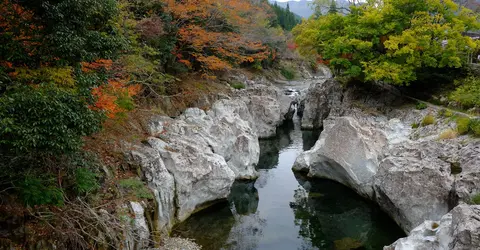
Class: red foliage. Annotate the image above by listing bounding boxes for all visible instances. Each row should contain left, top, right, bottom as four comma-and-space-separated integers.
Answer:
165, 0, 273, 74
90, 79, 141, 118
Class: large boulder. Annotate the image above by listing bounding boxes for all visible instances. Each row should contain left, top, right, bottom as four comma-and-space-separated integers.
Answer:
293, 116, 387, 199
236, 84, 297, 138
385, 204, 480, 250
301, 79, 343, 129
148, 136, 235, 222
374, 141, 456, 233
129, 98, 261, 232
128, 146, 176, 233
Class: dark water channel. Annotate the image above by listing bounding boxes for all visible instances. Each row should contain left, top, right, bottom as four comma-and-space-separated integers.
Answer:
172, 120, 405, 250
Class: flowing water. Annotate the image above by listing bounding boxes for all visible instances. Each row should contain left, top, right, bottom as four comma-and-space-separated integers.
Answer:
172, 119, 405, 250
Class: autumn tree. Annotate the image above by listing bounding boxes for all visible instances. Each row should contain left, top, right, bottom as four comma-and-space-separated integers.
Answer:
164, 0, 277, 75
293, 0, 480, 85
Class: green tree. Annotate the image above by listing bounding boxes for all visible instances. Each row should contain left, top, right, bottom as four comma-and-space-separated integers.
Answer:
293, 0, 480, 85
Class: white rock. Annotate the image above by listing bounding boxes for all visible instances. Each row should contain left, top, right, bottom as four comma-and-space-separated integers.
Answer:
293, 116, 387, 199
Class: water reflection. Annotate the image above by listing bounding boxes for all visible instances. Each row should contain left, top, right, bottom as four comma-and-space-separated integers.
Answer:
291, 173, 405, 250
173, 119, 404, 250
257, 121, 294, 170
228, 181, 259, 215
172, 202, 235, 249
302, 129, 321, 151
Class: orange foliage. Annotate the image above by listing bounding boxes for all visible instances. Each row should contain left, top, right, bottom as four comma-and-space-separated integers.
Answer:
81, 59, 113, 72
90, 79, 141, 119
0, 0, 42, 60
165, 0, 273, 74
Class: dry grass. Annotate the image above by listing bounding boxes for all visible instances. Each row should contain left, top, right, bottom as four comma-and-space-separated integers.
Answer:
438, 129, 458, 140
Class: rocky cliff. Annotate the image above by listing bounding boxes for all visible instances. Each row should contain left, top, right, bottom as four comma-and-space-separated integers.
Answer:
294, 78, 480, 249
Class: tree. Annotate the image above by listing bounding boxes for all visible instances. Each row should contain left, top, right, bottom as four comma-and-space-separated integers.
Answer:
293, 0, 480, 85
164, 0, 276, 75
328, 0, 338, 14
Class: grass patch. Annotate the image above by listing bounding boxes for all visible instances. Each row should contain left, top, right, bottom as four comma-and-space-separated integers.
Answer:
280, 67, 295, 80
438, 129, 457, 140
416, 102, 428, 110
118, 178, 154, 200
230, 82, 245, 90
471, 193, 480, 205
456, 117, 471, 135
438, 108, 454, 118
421, 114, 435, 126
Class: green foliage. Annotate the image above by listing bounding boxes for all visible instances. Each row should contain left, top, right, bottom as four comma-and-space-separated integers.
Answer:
471, 193, 480, 205
0, 84, 102, 154
469, 119, 480, 137
270, 2, 301, 31
416, 102, 428, 110
438, 109, 454, 118
15, 67, 75, 87
75, 168, 100, 194
450, 76, 480, 109
421, 114, 435, 126
118, 178, 153, 200
293, 0, 480, 85
280, 67, 296, 80
4, 0, 126, 67
230, 82, 246, 90
19, 175, 64, 206
456, 117, 472, 135
411, 122, 420, 129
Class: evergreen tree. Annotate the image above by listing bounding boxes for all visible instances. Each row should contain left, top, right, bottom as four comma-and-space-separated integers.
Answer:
328, 0, 338, 14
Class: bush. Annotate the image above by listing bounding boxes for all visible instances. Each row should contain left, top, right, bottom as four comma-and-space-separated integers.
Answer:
438, 129, 457, 140
19, 175, 64, 206
118, 178, 153, 200
421, 114, 435, 126
416, 102, 427, 110
280, 67, 295, 80
450, 76, 480, 109
469, 119, 480, 137
456, 117, 471, 135
74, 168, 99, 194
0, 84, 102, 154
230, 82, 245, 90
411, 122, 420, 129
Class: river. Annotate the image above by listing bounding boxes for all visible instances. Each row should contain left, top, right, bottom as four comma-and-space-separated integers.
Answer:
172, 118, 405, 250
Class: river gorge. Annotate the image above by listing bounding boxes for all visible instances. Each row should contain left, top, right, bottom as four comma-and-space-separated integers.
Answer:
125, 68, 480, 250
171, 119, 405, 250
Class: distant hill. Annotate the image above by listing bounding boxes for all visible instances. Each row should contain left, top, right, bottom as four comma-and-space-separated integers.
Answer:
270, 0, 314, 18
268, 0, 353, 19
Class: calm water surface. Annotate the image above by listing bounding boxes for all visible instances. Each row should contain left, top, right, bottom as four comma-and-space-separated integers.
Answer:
172, 120, 404, 250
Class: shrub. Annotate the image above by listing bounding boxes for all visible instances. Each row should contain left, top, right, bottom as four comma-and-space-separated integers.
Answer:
469, 119, 480, 137
438, 129, 457, 140
421, 114, 435, 126
74, 168, 99, 194
450, 77, 480, 109
416, 102, 427, 110
230, 82, 245, 90
438, 108, 453, 118
411, 122, 420, 129
280, 67, 295, 80
456, 117, 471, 135
0, 84, 102, 155
19, 175, 64, 206
471, 193, 480, 205
118, 178, 153, 200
